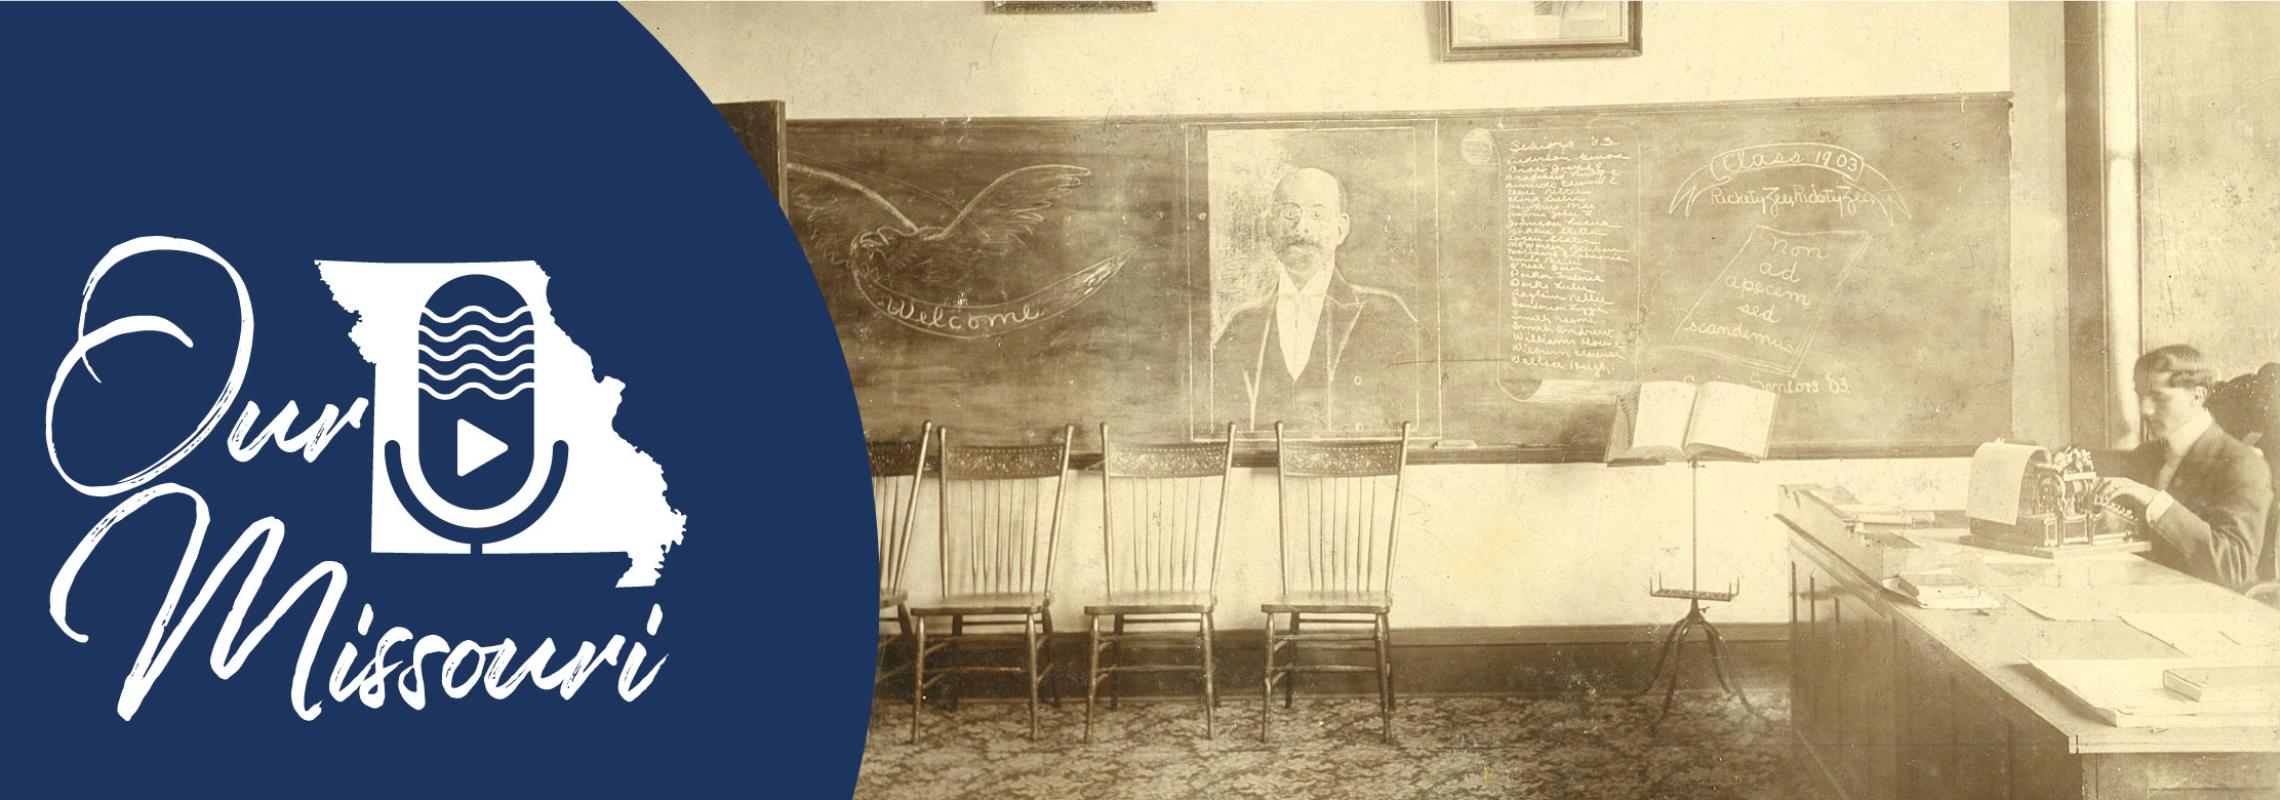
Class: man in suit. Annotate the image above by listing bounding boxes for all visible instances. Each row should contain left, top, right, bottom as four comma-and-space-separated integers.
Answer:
2097, 345, 2274, 592
1211, 167, 1421, 433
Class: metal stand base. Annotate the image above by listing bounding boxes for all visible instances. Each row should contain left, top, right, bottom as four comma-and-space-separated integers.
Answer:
1636, 598, 1763, 735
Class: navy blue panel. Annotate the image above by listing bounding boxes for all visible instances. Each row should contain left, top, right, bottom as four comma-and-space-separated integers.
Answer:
0, 5, 865, 796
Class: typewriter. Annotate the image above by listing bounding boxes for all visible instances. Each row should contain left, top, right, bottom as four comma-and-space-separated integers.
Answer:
1964, 442, 2150, 558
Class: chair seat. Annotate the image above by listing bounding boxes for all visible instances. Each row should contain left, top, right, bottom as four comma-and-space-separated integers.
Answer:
908, 592, 1052, 616
880, 588, 908, 609
1085, 591, 1215, 615
1261, 590, 1392, 613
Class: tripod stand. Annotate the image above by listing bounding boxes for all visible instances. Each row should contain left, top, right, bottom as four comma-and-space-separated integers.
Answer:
1636, 458, 1764, 733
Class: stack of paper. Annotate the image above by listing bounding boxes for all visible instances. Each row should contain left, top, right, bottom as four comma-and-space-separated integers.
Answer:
2121, 612, 2280, 661
2032, 658, 2280, 728
1879, 573, 2000, 610
1836, 503, 1934, 527
2164, 665, 2280, 703
1898, 572, 1976, 599
2004, 585, 2237, 622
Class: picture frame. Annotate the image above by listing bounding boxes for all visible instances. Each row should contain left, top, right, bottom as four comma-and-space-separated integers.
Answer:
1438, 1, 1642, 61
985, 1, 1155, 13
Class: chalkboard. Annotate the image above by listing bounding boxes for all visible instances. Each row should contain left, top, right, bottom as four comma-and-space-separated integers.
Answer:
766, 94, 2012, 459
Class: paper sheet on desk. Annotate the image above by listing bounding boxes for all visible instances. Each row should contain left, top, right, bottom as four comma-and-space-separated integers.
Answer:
1966, 441, 2041, 526
2032, 658, 2280, 728
2004, 585, 2247, 621
1879, 576, 2002, 609
2121, 612, 2280, 660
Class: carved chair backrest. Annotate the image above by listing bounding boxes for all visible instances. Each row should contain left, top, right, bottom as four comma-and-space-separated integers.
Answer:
1271, 422, 1411, 597
1098, 422, 1236, 598
936, 425, 1075, 598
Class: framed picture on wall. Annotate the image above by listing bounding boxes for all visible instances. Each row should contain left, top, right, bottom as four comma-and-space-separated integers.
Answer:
1438, 1, 1643, 60
985, 1, 1155, 13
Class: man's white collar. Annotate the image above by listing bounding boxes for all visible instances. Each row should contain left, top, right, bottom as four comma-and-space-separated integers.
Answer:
2160, 408, 2215, 456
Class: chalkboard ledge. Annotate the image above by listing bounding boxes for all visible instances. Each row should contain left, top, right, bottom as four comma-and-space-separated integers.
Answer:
1047, 441, 1983, 470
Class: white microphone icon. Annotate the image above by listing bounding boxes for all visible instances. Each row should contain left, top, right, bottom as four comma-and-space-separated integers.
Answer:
382, 273, 569, 552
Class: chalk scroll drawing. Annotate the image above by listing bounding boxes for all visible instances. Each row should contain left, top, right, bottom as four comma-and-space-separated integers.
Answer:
786, 162, 1134, 340
1667, 143, 1912, 224
1667, 226, 1871, 376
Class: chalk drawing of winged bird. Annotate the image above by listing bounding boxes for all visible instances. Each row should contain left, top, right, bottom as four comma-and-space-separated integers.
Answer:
787, 161, 1135, 338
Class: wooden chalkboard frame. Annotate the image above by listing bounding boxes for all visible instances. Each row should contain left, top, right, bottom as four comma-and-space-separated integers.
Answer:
718, 100, 788, 210
785, 92, 2015, 464
786, 92, 2009, 138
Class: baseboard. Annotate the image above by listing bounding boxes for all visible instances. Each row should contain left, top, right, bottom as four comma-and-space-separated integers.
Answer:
1395, 622, 1789, 646
876, 622, 1788, 702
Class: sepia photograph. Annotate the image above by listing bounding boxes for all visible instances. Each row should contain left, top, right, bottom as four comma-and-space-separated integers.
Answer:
636, 1, 2280, 797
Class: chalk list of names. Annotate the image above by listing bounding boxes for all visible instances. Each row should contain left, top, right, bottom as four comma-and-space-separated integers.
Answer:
1497, 127, 1641, 384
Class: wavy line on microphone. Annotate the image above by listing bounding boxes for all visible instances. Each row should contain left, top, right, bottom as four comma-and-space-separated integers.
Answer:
418, 379, 530, 398
418, 342, 537, 363
416, 381, 536, 401
423, 305, 533, 325
418, 361, 536, 382
419, 323, 535, 344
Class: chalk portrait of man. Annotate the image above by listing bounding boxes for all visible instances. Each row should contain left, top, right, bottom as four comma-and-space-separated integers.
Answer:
1209, 165, 1424, 434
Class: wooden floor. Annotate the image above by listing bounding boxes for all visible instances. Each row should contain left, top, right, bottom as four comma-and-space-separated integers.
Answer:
860, 689, 1805, 799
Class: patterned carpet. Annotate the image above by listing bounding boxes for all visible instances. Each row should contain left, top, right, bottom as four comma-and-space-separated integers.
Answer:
859, 690, 1804, 799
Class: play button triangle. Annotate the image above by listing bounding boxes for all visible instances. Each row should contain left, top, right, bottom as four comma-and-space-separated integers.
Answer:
457, 418, 510, 477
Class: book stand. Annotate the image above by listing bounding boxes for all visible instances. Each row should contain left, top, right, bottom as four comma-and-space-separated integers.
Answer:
1636, 457, 1765, 733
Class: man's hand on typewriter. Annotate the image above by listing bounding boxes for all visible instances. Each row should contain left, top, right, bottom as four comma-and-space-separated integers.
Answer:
2096, 476, 2157, 511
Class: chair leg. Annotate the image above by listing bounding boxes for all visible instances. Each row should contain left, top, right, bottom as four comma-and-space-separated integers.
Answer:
1383, 612, 1399, 712
1260, 611, 1276, 741
1198, 612, 1216, 740
1041, 612, 1060, 709
1109, 614, 1125, 710
896, 605, 914, 672
1206, 612, 1224, 710
911, 614, 927, 744
873, 631, 889, 691
1025, 614, 1042, 740
1284, 612, 1299, 709
948, 615, 964, 711
1376, 612, 1394, 743
1085, 614, 1102, 743
881, 605, 912, 693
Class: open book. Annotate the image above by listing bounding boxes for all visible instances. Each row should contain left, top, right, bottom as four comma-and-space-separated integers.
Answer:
1606, 380, 1777, 462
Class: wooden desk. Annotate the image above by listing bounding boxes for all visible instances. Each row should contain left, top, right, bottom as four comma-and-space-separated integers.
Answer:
1783, 506, 2280, 800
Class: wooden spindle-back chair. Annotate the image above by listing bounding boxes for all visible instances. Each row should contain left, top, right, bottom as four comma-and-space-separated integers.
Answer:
1083, 422, 1235, 741
1261, 421, 1411, 743
870, 422, 932, 693
907, 425, 1075, 742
